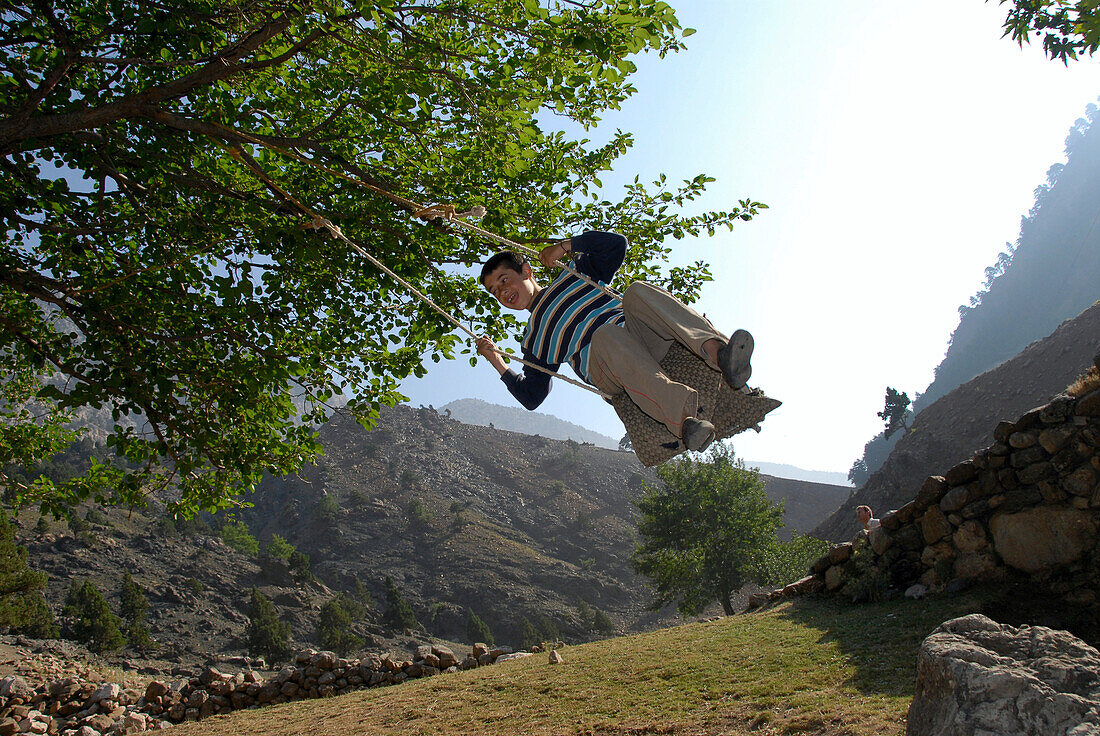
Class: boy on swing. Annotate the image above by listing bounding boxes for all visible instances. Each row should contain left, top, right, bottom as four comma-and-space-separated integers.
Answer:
476, 230, 753, 453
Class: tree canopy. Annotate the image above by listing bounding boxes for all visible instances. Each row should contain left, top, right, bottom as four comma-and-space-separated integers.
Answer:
0, 0, 764, 517
998, 0, 1100, 62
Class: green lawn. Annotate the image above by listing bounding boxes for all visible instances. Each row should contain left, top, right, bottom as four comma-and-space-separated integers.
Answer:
170, 593, 983, 736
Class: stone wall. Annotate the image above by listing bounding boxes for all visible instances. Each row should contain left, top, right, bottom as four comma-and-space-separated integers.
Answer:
0, 643, 536, 736
756, 368, 1100, 609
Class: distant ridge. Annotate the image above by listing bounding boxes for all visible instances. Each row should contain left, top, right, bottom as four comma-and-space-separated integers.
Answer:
440, 398, 620, 449
743, 461, 850, 487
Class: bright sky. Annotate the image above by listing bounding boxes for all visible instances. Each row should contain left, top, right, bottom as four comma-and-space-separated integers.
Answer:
399, 1, 1100, 475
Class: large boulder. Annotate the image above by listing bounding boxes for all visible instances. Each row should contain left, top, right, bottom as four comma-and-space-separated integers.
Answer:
989, 505, 1097, 572
907, 614, 1100, 735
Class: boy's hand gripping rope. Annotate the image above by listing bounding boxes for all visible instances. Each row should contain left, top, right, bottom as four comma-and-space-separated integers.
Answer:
305, 216, 610, 399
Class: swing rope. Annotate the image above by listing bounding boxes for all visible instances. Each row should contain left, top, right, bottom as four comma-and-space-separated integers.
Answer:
205, 122, 620, 300
219, 140, 610, 399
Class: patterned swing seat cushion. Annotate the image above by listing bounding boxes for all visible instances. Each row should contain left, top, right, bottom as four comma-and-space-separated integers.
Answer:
611, 342, 782, 466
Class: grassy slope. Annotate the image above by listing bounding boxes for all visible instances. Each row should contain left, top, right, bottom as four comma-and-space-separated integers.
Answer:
169, 593, 984, 736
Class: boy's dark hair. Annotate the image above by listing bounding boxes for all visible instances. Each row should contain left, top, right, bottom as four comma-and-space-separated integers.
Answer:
480, 251, 527, 286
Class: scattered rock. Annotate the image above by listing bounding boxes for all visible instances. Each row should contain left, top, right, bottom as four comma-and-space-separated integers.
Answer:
904, 584, 927, 600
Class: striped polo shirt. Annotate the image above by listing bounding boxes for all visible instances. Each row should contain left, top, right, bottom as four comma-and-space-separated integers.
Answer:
522, 270, 625, 383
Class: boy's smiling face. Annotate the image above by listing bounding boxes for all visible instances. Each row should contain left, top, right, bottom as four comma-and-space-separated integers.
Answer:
482, 262, 538, 311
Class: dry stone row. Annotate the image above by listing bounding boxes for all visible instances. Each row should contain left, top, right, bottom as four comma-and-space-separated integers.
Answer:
754, 381, 1100, 609
0, 643, 528, 735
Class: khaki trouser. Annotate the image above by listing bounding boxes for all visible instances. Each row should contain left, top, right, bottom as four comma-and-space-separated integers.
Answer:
587, 281, 726, 438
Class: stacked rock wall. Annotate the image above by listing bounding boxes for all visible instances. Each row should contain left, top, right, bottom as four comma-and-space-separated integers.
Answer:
0, 643, 531, 736
759, 373, 1100, 609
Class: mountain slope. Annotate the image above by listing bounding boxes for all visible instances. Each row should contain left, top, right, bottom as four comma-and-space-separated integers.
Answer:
814, 300, 1100, 542
15, 404, 848, 670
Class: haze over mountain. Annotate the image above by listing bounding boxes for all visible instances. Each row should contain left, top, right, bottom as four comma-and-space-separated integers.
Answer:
442, 398, 849, 485
815, 300, 1100, 542
440, 398, 620, 449
849, 100, 1100, 486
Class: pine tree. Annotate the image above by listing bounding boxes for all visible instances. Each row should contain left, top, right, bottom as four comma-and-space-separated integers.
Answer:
246, 587, 290, 664
316, 594, 364, 655
465, 609, 494, 647
119, 572, 154, 652
0, 512, 57, 638
381, 577, 418, 632
63, 580, 125, 652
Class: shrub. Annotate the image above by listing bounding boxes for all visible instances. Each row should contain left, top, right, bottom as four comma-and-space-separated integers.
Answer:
185, 577, 205, 595
63, 579, 125, 653
34, 517, 49, 535
246, 587, 290, 664
750, 534, 831, 588
288, 549, 312, 581
221, 519, 260, 556
314, 495, 339, 522
382, 576, 418, 631
407, 498, 432, 526
66, 515, 89, 534
590, 608, 615, 635
840, 545, 892, 603
84, 508, 108, 526
155, 518, 177, 538
465, 608, 494, 646
176, 515, 211, 536
0, 512, 57, 638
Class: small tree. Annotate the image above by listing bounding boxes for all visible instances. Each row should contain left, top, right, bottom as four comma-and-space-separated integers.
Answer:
877, 387, 911, 439
465, 608, 494, 647
314, 496, 339, 523
847, 458, 869, 488
631, 445, 784, 616
381, 577, 418, 632
221, 520, 260, 556
264, 534, 295, 561
63, 580, 125, 653
0, 512, 57, 638
246, 587, 290, 664
316, 594, 364, 655
288, 549, 312, 581
120, 572, 154, 652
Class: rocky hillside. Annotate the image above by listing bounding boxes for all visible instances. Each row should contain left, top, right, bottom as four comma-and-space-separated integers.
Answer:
815, 301, 1100, 542
13, 405, 848, 675
238, 405, 850, 643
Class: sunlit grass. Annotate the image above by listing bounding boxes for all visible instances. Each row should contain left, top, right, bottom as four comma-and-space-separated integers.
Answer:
169, 593, 983, 736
